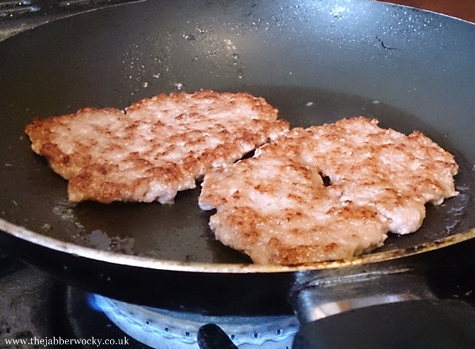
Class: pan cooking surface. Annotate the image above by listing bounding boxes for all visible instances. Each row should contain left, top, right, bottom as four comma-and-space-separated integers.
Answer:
1, 0, 475, 268
1, 86, 473, 264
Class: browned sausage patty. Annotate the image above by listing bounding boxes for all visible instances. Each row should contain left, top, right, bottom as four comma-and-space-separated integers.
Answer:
25, 90, 289, 203
199, 117, 458, 265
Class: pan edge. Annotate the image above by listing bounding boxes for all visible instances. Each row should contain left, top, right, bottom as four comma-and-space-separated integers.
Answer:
2, 217, 475, 274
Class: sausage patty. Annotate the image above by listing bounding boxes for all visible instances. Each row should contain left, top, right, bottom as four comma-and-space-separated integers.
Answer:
25, 90, 289, 203
199, 117, 459, 265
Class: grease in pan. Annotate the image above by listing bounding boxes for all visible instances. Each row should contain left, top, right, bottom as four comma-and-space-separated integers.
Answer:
24, 91, 458, 265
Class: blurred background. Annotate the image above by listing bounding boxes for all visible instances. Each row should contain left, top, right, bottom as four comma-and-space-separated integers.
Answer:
383, 0, 475, 22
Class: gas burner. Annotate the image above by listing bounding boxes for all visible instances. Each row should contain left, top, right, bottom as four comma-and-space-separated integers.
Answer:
0, 266, 297, 349
92, 294, 299, 349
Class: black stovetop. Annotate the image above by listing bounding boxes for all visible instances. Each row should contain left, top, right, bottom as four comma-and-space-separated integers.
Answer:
0, 251, 150, 348
1, 238, 475, 349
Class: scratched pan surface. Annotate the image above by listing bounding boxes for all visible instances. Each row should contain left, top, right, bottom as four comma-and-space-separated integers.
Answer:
1, 0, 475, 314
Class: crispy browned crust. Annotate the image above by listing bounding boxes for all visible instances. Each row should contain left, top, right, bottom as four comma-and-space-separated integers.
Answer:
25, 90, 289, 203
199, 117, 459, 265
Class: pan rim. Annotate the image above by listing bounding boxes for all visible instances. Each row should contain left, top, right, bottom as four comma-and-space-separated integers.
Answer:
2, 217, 474, 274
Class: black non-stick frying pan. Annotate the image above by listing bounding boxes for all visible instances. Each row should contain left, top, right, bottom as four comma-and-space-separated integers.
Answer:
1, 0, 475, 344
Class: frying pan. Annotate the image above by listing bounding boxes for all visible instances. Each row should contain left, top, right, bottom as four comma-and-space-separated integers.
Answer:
1, 0, 475, 340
